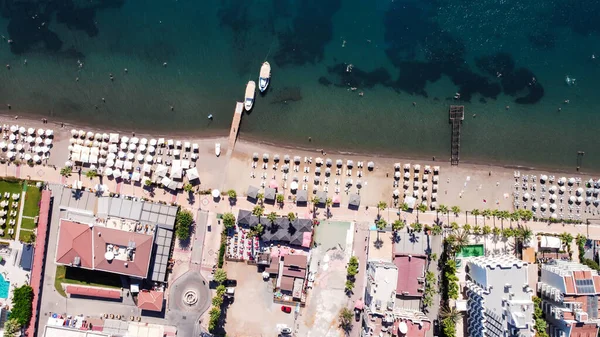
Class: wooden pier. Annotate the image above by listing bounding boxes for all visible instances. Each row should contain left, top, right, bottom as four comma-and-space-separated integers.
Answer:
449, 105, 464, 165
226, 102, 244, 157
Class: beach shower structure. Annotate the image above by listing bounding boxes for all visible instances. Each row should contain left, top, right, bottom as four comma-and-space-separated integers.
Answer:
449, 105, 464, 165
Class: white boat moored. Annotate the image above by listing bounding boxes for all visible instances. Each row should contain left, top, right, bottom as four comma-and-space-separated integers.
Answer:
245, 81, 256, 111
259, 62, 271, 92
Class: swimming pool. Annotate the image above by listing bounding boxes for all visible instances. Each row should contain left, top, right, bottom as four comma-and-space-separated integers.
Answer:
0, 274, 10, 299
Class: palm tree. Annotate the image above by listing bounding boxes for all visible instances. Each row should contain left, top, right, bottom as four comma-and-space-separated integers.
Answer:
472, 224, 481, 235
227, 189, 237, 199
450, 222, 459, 231
471, 209, 480, 225
451, 206, 461, 218
85, 170, 97, 179
375, 218, 387, 242
482, 225, 492, 236
452, 229, 469, 255
410, 222, 423, 233
400, 202, 409, 212
559, 232, 574, 252
417, 203, 428, 222
60, 166, 72, 178
491, 209, 500, 227
252, 205, 264, 217
183, 183, 193, 193
462, 223, 471, 234
497, 210, 508, 228
276, 194, 285, 207
288, 212, 296, 221
481, 209, 491, 226
492, 227, 501, 239
439, 204, 449, 224
377, 201, 387, 217
509, 211, 520, 226
325, 198, 333, 218
267, 212, 277, 224
257, 193, 264, 206
392, 219, 405, 233
431, 224, 443, 236
440, 306, 462, 324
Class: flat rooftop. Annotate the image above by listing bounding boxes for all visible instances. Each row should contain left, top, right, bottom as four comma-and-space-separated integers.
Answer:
368, 230, 393, 262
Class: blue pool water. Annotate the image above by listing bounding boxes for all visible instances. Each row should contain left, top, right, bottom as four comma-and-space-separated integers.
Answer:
0, 274, 10, 299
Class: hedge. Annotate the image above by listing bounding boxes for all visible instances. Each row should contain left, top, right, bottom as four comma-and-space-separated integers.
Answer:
11, 285, 33, 326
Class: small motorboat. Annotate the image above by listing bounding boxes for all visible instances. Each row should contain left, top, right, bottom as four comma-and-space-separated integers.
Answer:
259, 62, 271, 92
215, 143, 221, 157
245, 81, 256, 111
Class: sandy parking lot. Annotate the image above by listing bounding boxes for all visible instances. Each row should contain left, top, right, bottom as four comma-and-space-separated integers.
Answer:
224, 263, 295, 337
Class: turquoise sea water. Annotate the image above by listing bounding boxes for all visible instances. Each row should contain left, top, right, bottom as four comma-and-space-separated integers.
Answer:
0, 0, 599, 170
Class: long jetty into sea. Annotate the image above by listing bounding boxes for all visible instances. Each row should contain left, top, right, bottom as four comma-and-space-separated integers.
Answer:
449, 105, 464, 165
226, 101, 244, 158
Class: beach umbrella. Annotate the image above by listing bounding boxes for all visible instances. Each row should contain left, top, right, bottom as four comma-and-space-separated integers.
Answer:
414, 181, 421, 188
413, 164, 420, 171
92, 141, 100, 148
422, 192, 428, 200
85, 140, 94, 147
550, 203, 557, 211
94, 133, 102, 141
104, 168, 113, 177
86, 131, 94, 139
336, 159, 342, 167
7, 143, 14, 151
129, 143, 137, 152
587, 188, 594, 196
106, 159, 115, 167
184, 141, 191, 150
118, 151, 126, 159
142, 138, 149, 146
326, 158, 332, 167
549, 194, 557, 202
367, 161, 374, 169
8, 134, 15, 142
541, 203, 548, 210
148, 146, 155, 154
68, 145, 74, 152
430, 202, 438, 210
282, 164, 289, 172
283, 154, 290, 163
65, 161, 73, 167
44, 138, 52, 145
577, 196, 584, 204
9, 125, 17, 133
569, 196, 576, 203
103, 133, 110, 141
559, 186, 566, 193
136, 154, 144, 162
24, 154, 31, 161
274, 154, 280, 162
69, 138, 77, 145
433, 166, 440, 173
325, 167, 331, 175
98, 158, 106, 165
149, 139, 157, 146
70, 129, 78, 137
431, 193, 437, 201
404, 163, 411, 171
18, 126, 25, 134
130, 137, 139, 144
212, 189, 220, 198
290, 181, 298, 190
551, 213, 557, 219
139, 144, 147, 153
595, 199, 600, 207
422, 174, 429, 182
167, 139, 174, 148
107, 153, 116, 161
404, 172, 410, 179
576, 188, 584, 196
175, 140, 181, 148
6, 151, 14, 159
549, 186, 557, 193
114, 168, 123, 179
347, 160, 353, 168
28, 127, 35, 135
77, 130, 85, 138
394, 171, 400, 179
33, 154, 41, 163
540, 175, 548, 183
586, 197, 593, 205
394, 163, 401, 170
145, 155, 153, 163
315, 167, 321, 175
413, 190, 419, 198
16, 144, 23, 152
120, 143, 128, 150
393, 189, 399, 198
127, 152, 134, 161
263, 153, 269, 161
253, 153, 259, 161
558, 177, 566, 186
121, 136, 130, 144
568, 177, 576, 185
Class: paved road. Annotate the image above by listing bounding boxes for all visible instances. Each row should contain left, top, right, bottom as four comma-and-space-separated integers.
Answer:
191, 210, 208, 264
350, 222, 370, 337
166, 270, 211, 337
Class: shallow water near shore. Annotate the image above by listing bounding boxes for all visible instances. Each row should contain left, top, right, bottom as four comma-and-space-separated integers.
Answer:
0, 0, 598, 171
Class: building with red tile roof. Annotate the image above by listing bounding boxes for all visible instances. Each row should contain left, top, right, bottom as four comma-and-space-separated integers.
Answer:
65, 285, 122, 299
55, 219, 154, 278
137, 290, 164, 312
393, 254, 427, 298
540, 260, 600, 337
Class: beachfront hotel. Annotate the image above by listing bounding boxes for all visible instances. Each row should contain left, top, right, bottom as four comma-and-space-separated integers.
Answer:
539, 260, 600, 337
465, 255, 535, 337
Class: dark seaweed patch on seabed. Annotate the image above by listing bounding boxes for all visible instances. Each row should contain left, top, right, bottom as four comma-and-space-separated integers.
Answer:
322, 1, 544, 104
2, 0, 124, 55
273, 0, 342, 67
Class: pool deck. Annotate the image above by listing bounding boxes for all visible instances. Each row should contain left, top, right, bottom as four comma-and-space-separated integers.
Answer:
0, 240, 31, 303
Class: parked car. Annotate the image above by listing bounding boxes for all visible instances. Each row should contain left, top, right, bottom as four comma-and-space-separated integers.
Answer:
354, 309, 361, 322
281, 306, 292, 313
224, 279, 237, 287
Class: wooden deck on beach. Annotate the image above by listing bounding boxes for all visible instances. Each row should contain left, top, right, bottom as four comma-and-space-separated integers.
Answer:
449, 105, 464, 165
226, 102, 244, 157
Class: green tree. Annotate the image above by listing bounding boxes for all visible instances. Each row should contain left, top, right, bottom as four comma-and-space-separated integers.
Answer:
183, 183, 193, 193
326, 197, 333, 210
60, 166, 72, 177
338, 307, 354, 332
440, 306, 462, 324
252, 205, 264, 217
430, 253, 438, 261
462, 223, 471, 234
216, 285, 226, 297
257, 192, 264, 205
175, 209, 194, 241
431, 224, 443, 236
481, 209, 492, 226
560, 232, 574, 251
392, 219, 405, 233
401, 202, 409, 212
471, 209, 480, 225
450, 222, 459, 231
288, 212, 296, 222
377, 201, 387, 216
11, 285, 33, 326
222, 212, 236, 229
451, 206, 461, 217
376, 218, 387, 231
3, 318, 20, 337
213, 268, 228, 284
212, 295, 224, 307
439, 204, 450, 224
492, 227, 501, 238
227, 189, 237, 199
276, 194, 284, 205
85, 170, 97, 179
502, 227, 515, 238
249, 223, 265, 238
267, 211, 277, 224
482, 225, 492, 236
472, 224, 481, 235
410, 222, 423, 233
144, 179, 152, 187
416, 203, 428, 221
312, 196, 321, 208
345, 280, 355, 292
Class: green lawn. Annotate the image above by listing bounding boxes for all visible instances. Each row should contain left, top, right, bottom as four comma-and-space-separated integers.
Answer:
18, 230, 34, 243
0, 179, 24, 240
23, 186, 42, 218
54, 266, 122, 297
20, 218, 36, 230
